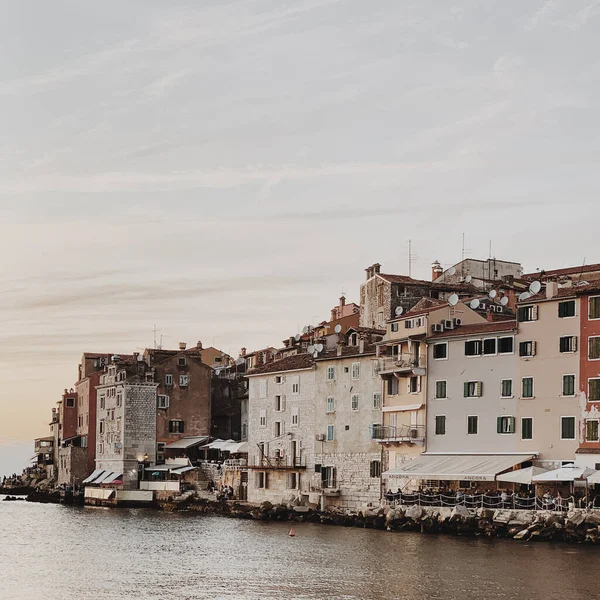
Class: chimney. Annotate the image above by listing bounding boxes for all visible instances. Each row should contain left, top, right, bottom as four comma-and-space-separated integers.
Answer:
133, 352, 139, 361
486, 311, 495, 322
331, 308, 337, 321
337, 344, 343, 357
197, 341, 203, 350
179, 342, 187, 351
373, 263, 381, 274
359, 338, 365, 354
431, 260, 443, 281
241, 347, 247, 356
546, 281, 558, 299
64, 389, 68, 395
366, 266, 373, 280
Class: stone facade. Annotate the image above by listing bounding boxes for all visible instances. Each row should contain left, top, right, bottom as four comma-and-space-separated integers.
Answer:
211, 371, 247, 440
57, 446, 88, 486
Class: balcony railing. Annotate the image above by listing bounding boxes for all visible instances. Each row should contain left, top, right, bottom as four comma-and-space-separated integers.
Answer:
377, 356, 421, 373
370, 424, 425, 442
247, 455, 306, 470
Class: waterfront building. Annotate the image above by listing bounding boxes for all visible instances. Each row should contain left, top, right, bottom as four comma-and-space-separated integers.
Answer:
211, 360, 248, 441
94, 357, 158, 489
514, 283, 582, 468
312, 328, 384, 510
246, 354, 315, 504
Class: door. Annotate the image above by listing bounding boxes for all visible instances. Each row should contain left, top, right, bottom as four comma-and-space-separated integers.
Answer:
290, 440, 298, 467
239, 471, 248, 501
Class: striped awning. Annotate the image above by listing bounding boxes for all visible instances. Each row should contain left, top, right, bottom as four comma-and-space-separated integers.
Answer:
82, 469, 105, 484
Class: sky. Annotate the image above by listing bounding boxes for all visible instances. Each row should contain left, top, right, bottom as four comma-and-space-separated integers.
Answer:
1, 0, 599, 475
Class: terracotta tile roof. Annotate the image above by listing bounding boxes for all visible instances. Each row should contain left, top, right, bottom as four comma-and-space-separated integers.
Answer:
316, 343, 378, 361
523, 263, 600, 280
347, 326, 386, 335
427, 320, 517, 340
521, 287, 579, 303
247, 353, 314, 376
378, 273, 479, 293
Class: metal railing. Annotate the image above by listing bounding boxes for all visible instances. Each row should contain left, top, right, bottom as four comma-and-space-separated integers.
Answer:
378, 356, 420, 372
384, 491, 586, 512
370, 424, 425, 441
248, 455, 306, 469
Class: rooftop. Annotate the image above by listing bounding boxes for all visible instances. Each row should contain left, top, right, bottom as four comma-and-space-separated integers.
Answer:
523, 263, 600, 280
427, 320, 518, 340
247, 353, 314, 376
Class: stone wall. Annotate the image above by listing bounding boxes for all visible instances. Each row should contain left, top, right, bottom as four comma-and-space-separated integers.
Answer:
57, 446, 88, 486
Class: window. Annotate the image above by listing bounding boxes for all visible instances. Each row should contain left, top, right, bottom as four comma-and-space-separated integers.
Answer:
291, 377, 300, 395
521, 377, 534, 398
99, 420, 104, 434
377, 285, 384, 306
327, 366, 336, 381
274, 375, 284, 384
257, 472, 269, 489
351, 394, 359, 411
391, 322, 399, 333
116, 392, 122, 407
322, 466, 337, 488
518, 305, 538, 322
435, 381, 447, 399
326, 396, 335, 413
286, 473, 298, 489
435, 415, 446, 435
559, 336, 577, 353
179, 374, 189, 387
465, 340, 482, 356
561, 416, 576, 440
66, 397, 75, 408
467, 416, 478, 435
590, 379, 600, 402
372, 361, 380, 377
589, 297, 600, 320
501, 379, 513, 398
291, 407, 299, 426
326, 425, 335, 441
558, 300, 576, 318
98, 443, 104, 454
351, 363, 361, 379
409, 376, 420, 393
519, 341, 536, 357
483, 338, 497, 355
589, 337, 600, 360
372, 392, 382, 409
157, 395, 170, 409
178, 357, 187, 367
273, 421, 282, 437
274, 395, 284, 412
99, 396, 105, 409
387, 377, 399, 395
562, 375, 575, 397
587, 420, 599, 442
498, 337, 514, 354
497, 416, 516, 434
116, 418, 121, 432
433, 343, 448, 360
521, 418, 533, 440
259, 410, 267, 427
370, 460, 381, 478
165, 374, 173, 386
405, 320, 413, 329
169, 420, 184, 433
464, 381, 483, 398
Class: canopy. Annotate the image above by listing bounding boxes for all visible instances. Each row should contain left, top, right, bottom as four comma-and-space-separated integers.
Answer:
202, 439, 236, 450
101, 472, 123, 485
585, 471, 600, 484
221, 441, 249, 453
82, 469, 105, 484
497, 466, 549, 485
383, 454, 535, 481
164, 436, 210, 450
532, 464, 596, 482
171, 466, 197, 475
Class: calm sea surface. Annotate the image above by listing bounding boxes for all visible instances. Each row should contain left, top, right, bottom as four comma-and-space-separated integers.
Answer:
1, 496, 598, 600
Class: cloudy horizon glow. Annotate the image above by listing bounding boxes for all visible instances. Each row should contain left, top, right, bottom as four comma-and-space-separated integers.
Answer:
1, 0, 599, 475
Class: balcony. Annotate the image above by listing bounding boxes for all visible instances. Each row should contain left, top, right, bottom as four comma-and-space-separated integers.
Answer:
377, 356, 422, 375
370, 424, 425, 444
247, 455, 306, 470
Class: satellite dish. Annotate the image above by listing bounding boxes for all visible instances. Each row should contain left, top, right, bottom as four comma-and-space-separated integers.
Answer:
465, 275, 472, 283
519, 291, 531, 302
488, 289, 497, 299
294, 333, 301, 342
448, 293, 459, 307
334, 324, 342, 334
316, 344, 324, 353
302, 326, 309, 334
395, 306, 404, 316
469, 299, 480, 310
307, 345, 314, 354
529, 280, 542, 294
500, 296, 509, 306
448, 267, 456, 276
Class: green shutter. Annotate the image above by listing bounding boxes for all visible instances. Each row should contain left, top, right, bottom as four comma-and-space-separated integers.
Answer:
497, 417, 502, 433
464, 382, 469, 397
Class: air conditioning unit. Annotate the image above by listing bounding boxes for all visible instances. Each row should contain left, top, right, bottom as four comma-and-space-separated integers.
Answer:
444, 320, 454, 329
496, 306, 503, 313
315, 433, 325, 441
409, 428, 418, 439
432, 324, 443, 332
453, 318, 462, 326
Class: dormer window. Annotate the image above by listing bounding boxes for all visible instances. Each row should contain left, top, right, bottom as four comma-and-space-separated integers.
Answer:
349, 333, 358, 346
178, 357, 187, 367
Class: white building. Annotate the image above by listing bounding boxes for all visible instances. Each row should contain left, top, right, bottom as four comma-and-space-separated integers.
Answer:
313, 329, 384, 510
246, 354, 316, 504
94, 359, 158, 489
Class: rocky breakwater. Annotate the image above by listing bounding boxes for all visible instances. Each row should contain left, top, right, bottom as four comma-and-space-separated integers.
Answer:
384, 504, 600, 544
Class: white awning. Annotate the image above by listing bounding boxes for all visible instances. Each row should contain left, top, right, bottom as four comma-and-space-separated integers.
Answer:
101, 472, 123, 484
497, 466, 549, 485
532, 464, 596, 482
82, 469, 105, 484
165, 436, 210, 450
203, 439, 236, 450
148, 465, 172, 473
383, 454, 535, 481
382, 404, 423, 413
95, 471, 117, 484
222, 441, 248, 453
171, 466, 197, 475
586, 471, 600, 484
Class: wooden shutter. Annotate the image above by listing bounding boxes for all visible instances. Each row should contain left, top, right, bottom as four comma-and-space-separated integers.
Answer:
464, 382, 470, 397
531, 305, 538, 320
168, 420, 173, 433
572, 336, 578, 352
475, 381, 483, 397
180, 421, 184, 433
417, 376, 421, 393
531, 341, 537, 356
509, 417, 515, 433
497, 417, 502, 433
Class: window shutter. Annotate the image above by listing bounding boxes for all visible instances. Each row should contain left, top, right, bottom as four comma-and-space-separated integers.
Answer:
531, 341, 537, 356
572, 336, 578, 352
417, 376, 422, 393
281, 421, 286, 436
180, 421, 185, 433
282, 396, 286, 411
464, 382, 469, 397
168, 420, 173, 433
531, 305, 538, 320
272, 423, 277, 437
265, 473, 269, 489
497, 417, 502, 433
509, 417, 515, 433
476, 381, 483, 397
407, 379, 411, 393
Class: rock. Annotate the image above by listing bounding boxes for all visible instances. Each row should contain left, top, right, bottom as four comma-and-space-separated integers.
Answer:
513, 529, 530, 540
293, 506, 310, 513
405, 505, 423, 521
584, 512, 600, 526
493, 510, 513, 524
450, 504, 471, 519
566, 511, 586, 528
259, 501, 273, 512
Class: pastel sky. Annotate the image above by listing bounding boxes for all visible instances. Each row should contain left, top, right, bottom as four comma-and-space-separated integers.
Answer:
1, 0, 599, 475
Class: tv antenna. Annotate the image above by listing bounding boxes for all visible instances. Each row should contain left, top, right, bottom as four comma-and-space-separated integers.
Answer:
408, 239, 419, 277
